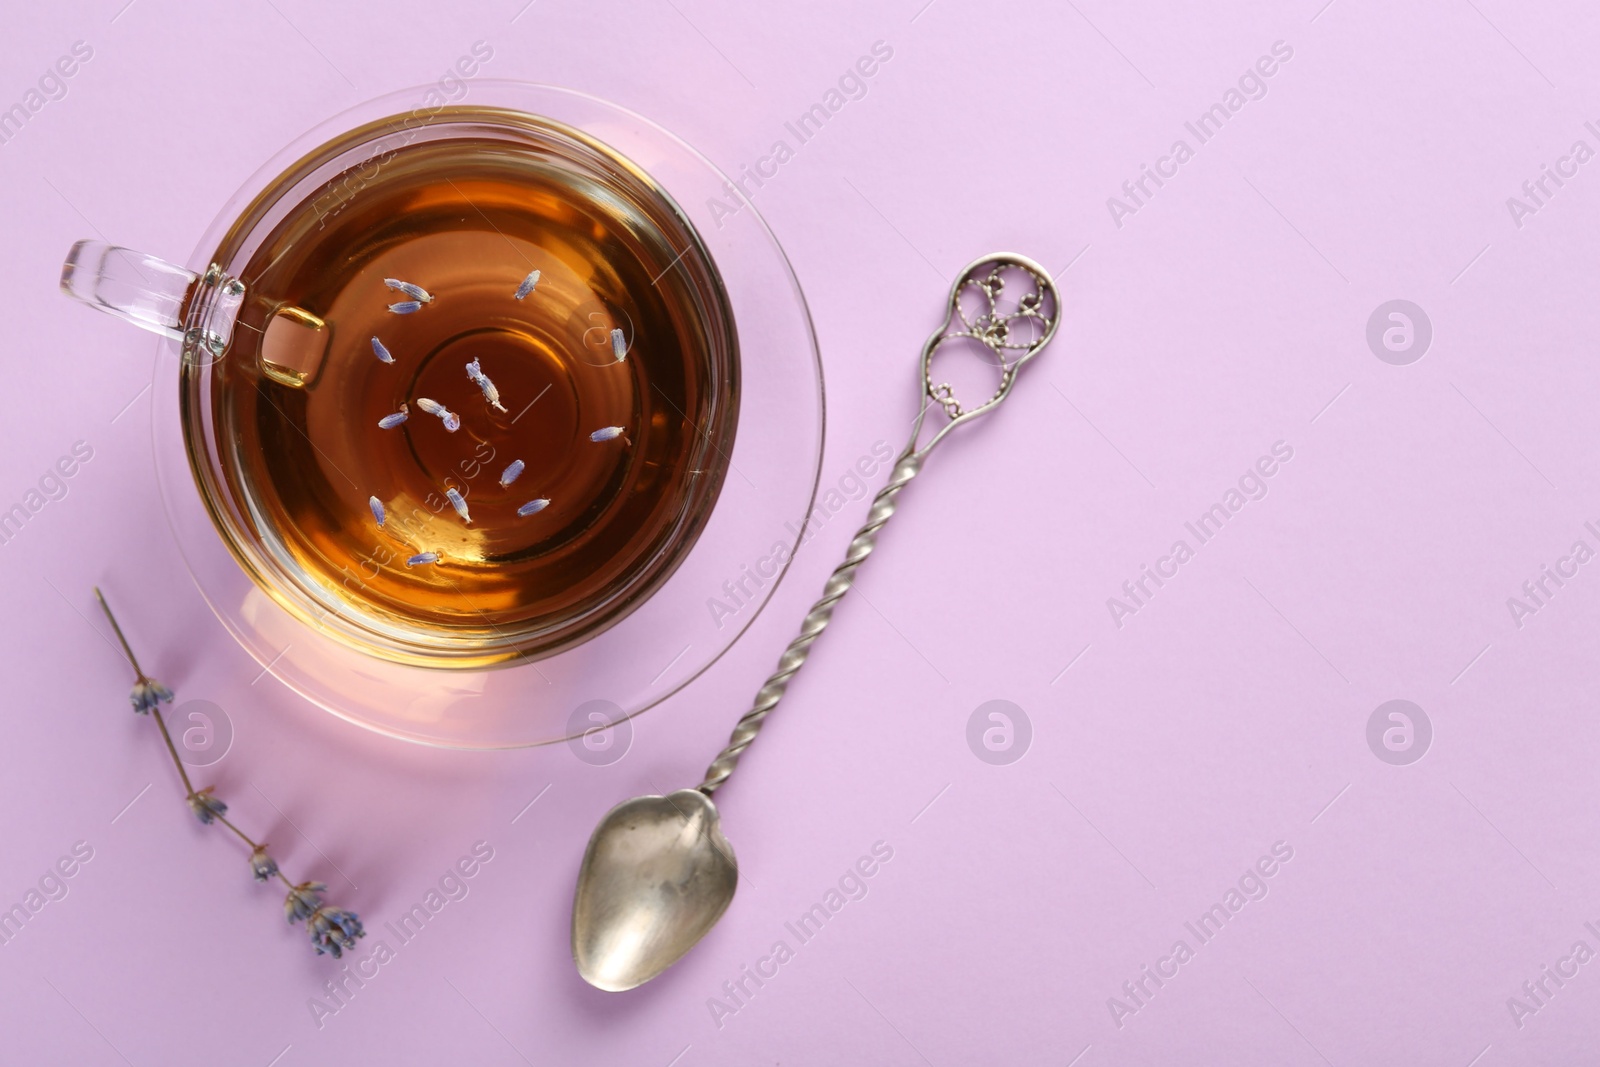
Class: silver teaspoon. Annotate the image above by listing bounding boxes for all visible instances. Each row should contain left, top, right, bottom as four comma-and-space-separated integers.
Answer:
571, 253, 1063, 991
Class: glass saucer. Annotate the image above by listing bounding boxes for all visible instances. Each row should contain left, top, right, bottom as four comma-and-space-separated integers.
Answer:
150, 82, 823, 749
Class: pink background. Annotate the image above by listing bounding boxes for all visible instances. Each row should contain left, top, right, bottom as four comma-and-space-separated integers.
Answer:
5, 0, 1600, 1063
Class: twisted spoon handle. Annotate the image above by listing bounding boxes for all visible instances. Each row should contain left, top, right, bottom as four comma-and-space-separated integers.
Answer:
697, 448, 923, 794
694, 253, 1060, 797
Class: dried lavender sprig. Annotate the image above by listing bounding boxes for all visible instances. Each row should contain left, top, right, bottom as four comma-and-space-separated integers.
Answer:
94, 590, 191, 803
445, 487, 471, 524
388, 301, 423, 315
514, 269, 540, 300
590, 426, 629, 443
499, 459, 524, 487
98, 589, 266, 850
94, 588, 365, 959
371, 337, 395, 364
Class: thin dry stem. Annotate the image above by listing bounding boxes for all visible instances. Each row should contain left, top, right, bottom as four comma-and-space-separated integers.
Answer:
93, 586, 146, 680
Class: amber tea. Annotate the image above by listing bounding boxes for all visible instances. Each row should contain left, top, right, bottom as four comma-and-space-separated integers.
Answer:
188, 118, 739, 665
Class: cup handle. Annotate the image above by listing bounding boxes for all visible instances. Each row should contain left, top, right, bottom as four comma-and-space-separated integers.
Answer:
60, 240, 243, 358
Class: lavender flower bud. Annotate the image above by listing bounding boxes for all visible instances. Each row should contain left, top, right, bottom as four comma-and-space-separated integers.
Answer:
186, 787, 227, 825
249, 845, 279, 883
129, 678, 173, 715
307, 906, 367, 958
284, 881, 327, 923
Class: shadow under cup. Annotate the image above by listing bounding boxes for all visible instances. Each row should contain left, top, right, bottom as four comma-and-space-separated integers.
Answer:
184, 109, 739, 669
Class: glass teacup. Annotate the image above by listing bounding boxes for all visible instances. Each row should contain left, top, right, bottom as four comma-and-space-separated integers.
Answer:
61, 84, 822, 748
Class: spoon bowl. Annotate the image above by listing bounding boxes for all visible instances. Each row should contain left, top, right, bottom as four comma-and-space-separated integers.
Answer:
571, 789, 738, 991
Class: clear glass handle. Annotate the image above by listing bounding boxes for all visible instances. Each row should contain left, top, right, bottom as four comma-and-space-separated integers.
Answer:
60, 240, 244, 360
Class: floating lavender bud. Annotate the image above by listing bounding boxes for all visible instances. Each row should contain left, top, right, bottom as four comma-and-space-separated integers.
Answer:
370, 336, 395, 364
308, 906, 367, 958
368, 496, 386, 527
284, 881, 326, 923
387, 301, 423, 315
378, 404, 409, 430
517, 498, 550, 517
500, 459, 525, 487
514, 269, 541, 300
445, 487, 471, 524
590, 426, 628, 442
610, 327, 628, 363
465, 358, 508, 413
415, 397, 460, 432
406, 552, 440, 567
384, 278, 433, 303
